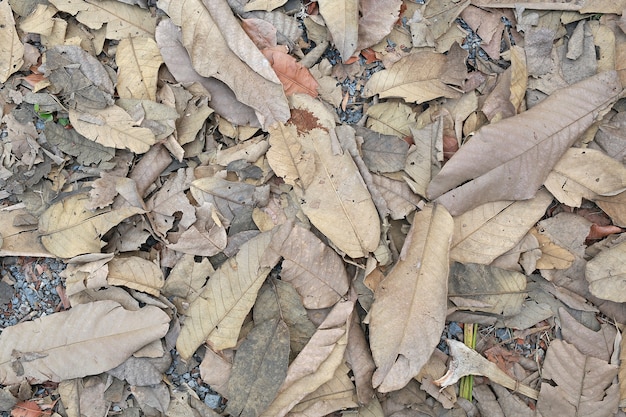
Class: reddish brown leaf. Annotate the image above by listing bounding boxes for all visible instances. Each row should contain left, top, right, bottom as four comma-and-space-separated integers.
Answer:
587, 223, 624, 240
262, 46, 319, 97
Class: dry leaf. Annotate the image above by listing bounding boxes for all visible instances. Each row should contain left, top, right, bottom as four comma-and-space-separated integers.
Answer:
0, 0, 24, 83
116, 36, 163, 101
366, 101, 417, 138
357, 126, 409, 173
530, 227, 575, 270
536, 340, 619, 416
357, 0, 402, 52
0, 300, 169, 385
450, 189, 553, 265
363, 51, 463, 104
261, 46, 319, 97
371, 174, 423, 220
225, 318, 289, 417
69, 106, 157, 154
147, 168, 196, 237
48, 0, 156, 39
586, 240, 626, 302
369, 204, 453, 392
317, 0, 359, 61
44, 122, 115, 165
243, 0, 287, 12
427, 71, 623, 215
559, 307, 616, 362
405, 119, 444, 197
38, 193, 144, 258
260, 298, 354, 417
176, 229, 281, 358
107, 256, 164, 297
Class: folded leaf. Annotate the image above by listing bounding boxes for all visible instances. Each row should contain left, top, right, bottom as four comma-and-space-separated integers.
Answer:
107, 256, 164, 297
0, 1, 24, 83
427, 71, 623, 215
0, 300, 169, 385
586, 240, 626, 303
369, 204, 453, 392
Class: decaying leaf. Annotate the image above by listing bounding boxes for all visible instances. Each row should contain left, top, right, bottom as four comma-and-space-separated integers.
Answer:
369, 204, 453, 392
38, 193, 144, 258
69, 106, 157, 154
363, 51, 463, 104
537, 340, 619, 416
176, 229, 281, 358
0, 300, 169, 385
0, 0, 25, 83
428, 71, 623, 215
586, 240, 626, 303
225, 318, 289, 417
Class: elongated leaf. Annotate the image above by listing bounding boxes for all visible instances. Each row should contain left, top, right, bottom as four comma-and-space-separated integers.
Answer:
290, 363, 357, 416
363, 51, 463, 104
586, 240, 626, 303
260, 298, 354, 417
450, 189, 553, 265
317, 0, 359, 60
116, 37, 163, 101
427, 71, 622, 215
38, 193, 144, 258
69, 106, 157, 154
261, 46, 319, 97
357, 0, 402, 51
226, 319, 290, 417
537, 340, 619, 417
0, 300, 169, 385
0, 0, 24, 83
369, 204, 453, 392
267, 123, 316, 188
176, 229, 281, 358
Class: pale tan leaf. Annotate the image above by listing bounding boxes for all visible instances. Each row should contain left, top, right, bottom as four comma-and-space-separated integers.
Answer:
243, 0, 287, 12
199, 347, 233, 397
450, 189, 553, 265
371, 174, 423, 220
167, 223, 227, 257
363, 52, 463, 104
260, 298, 354, 417
559, 307, 616, 362
537, 340, 619, 417
596, 191, 626, 227
405, 119, 444, 197
276, 222, 350, 309
215, 136, 268, 166
267, 123, 316, 188
357, 126, 409, 173
38, 193, 144, 258
366, 101, 417, 138
162, 253, 214, 303
317, 0, 359, 60
107, 256, 164, 297
290, 363, 357, 416
226, 319, 290, 417
0, 208, 53, 258
529, 227, 575, 270
449, 263, 526, 317
357, 0, 402, 51
62, 253, 114, 297
355, 397, 384, 417
176, 97, 214, 146
176, 0, 289, 129
48, 0, 156, 39
116, 37, 163, 101
586, 240, 626, 303
147, 168, 196, 236
69, 106, 157, 154
0, 300, 169, 385
369, 204, 453, 392
0, 0, 24, 83
346, 309, 376, 405
424, 0, 471, 40
19, 4, 56, 37
176, 229, 281, 358
545, 147, 626, 207
427, 71, 623, 215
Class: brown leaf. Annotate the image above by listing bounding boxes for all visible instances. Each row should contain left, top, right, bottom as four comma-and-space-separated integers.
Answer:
107, 256, 164, 297
586, 240, 626, 302
357, 126, 409, 173
357, 0, 402, 52
261, 46, 319, 97
289, 363, 357, 416
317, 0, 359, 61
369, 204, 453, 392
559, 307, 616, 362
147, 168, 196, 237
116, 36, 163, 101
427, 71, 623, 215
0, 1, 25, 83
366, 101, 417, 138
0, 300, 169, 385
537, 340, 619, 417
363, 51, 463, 104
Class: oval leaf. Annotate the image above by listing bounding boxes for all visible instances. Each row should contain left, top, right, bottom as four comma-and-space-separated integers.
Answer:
107, 256, 164, 297
586, 240, 626, 303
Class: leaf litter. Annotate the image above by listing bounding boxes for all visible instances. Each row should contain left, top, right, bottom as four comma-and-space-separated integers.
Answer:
2, 0, 626, 416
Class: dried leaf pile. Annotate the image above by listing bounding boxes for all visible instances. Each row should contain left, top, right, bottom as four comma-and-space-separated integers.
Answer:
2, 0, 626, 416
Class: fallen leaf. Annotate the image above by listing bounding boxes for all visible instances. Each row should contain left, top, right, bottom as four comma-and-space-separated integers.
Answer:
175, 229, 281, 358
147, 168, 196, 237
317, 0, 359, 61
450, 189, 553, 265
427, 71, 623, 215
363, 51, 463, 104
48, 0, 156, 39
69, 106, 157, 154
371, 174, 423, 220
0, 0, 24, 83
289, 363, 357, 416
44, 122, 115, 165
405, 119, 444, 197
536, 339, 619, 416
587, 223, 623, 240
357, 0, 402, 52
225, 318, 289, 417
38, 193, 144, 258
261, 46, 319, 97
0, 300, 169, 385
357, 126, 409, 173
369, 204, 453, 392
162, 254, 213, 303
559, 307, 616, 362
107, 256, 164, 297
366, 101, 417, 138
243, 0, 286, 12
529, 227, 576, 270
586, 240, 626, 302
116, 36, 163, 101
